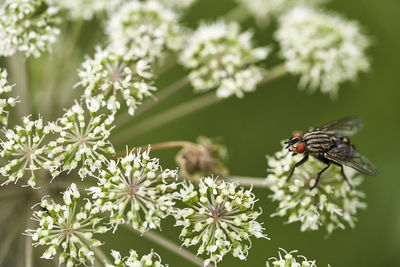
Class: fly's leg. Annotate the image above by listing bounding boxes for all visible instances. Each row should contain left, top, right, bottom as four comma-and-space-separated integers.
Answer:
287, 154, 309, 181
331, 161, 353, 190
310, 157, 331, 190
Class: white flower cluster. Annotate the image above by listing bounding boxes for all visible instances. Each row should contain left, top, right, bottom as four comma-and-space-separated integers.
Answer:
52, 0, 123, 20
25, 184, 109, 266
0, 116, 60, 187
47, 100, 115, 179
0, 0, 60, 58
275, 7, 370, 97
106, 249, 165, 267
266, 248, 317, 267
106, 0, 183, 60
174, 177, 267, 266
180, 21, 270, 98
0, 68, 18, 126
157, 0, 198, 11
87, 148, 178, 233
266, 143, 366, 233
235, 0, 325, 25
78, 47, 156, 116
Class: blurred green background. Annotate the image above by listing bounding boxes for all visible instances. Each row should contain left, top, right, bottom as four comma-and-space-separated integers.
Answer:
107, 0, 400, 266
6, 0, 399, 266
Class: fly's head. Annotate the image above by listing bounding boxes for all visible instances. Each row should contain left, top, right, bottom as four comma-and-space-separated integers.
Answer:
285, 132, 306, 155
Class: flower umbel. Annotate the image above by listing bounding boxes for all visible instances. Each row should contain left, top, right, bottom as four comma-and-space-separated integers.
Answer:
106, 249, 166, 267
0, 68, 18, 126
180, 21, 270, 98
266, 143, 366, 233
106, 0, 183, 60
0, 116, 60, 187
0, 0, 60, 58
25, 183, 109, 266
78, 47, 156, 116
87, 148, 178, 233
275, 7, 370, 97
47, 100, 115, 179
174, 177, 267, 266
266, 248, 317, 267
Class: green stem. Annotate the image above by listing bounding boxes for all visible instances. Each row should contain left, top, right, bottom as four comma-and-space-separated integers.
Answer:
91, 245, 110, 265
112, 64, 286, 143
8, 53, 31, 118
25, 219, 33, 267
225, 5, 250, 22
111, 140, 195, 158
44, 20, 84, 119
116, 77, 190, 125
260, 64, 288, 84
113, 92, 221, 143
0, 206, 25, 266
225, 176, 273, 188
125, 226, 207, 267
80, 236, 110, 265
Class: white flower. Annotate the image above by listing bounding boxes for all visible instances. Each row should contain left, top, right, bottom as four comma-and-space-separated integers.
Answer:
25, 184, 109, 266
87, 148, 179, 233
174, 177, 268, 265
47, 101, 115, 179
266, 142, 367, 234
275, 7, 370, 97
0, 0, 60, 58
235, 0, 325, 25
51, 0, 123, 20
0, 116, 60, 187
106, 249, 166, 267
266, 248, 317, 267
180, 21, 270, 98
0, 68, 18, 126
106, 0, 184, 60
78, 46, 156, 116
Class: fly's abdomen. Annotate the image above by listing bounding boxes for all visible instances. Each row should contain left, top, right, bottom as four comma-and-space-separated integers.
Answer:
303, 131, 334, 153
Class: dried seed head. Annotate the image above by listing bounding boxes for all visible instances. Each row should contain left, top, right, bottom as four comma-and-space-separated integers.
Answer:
176, 137, 228, 181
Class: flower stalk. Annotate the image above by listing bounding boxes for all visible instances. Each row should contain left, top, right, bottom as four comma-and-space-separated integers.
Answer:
112, 140, 195, 158
125, 226, 208, 267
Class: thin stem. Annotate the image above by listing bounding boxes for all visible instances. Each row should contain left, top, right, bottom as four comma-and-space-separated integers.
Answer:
113, 92, 221, 144
112, 140, 195, 158
225, 5, 250, 22
116, 76, 190, 125
0, 207, 25, 266
225, 176, 273, 188
80, 237, 110, 265
154, 53, 178, 75
44, 20, 84, 118
25, 219, 33, 267
136, 77, 190, 117
8, 53, 31, 118
124, 226, 207, 267
91, 245, 110, 265
260, 63, 288, 85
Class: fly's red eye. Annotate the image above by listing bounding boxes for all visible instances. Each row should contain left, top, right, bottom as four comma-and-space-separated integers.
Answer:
293, 132, 301, 137
296, 142, 305, 153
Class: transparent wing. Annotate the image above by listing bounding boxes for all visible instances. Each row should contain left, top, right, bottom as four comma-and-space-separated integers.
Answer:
325, 143, 379, 176
320, 117, 363, 136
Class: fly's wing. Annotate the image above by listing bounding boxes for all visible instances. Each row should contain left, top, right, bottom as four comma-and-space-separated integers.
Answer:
325, 143, 379, 176
319, 117, 363, 136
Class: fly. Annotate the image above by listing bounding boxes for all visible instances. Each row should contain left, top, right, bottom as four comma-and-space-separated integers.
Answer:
285, 117, 378, 190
